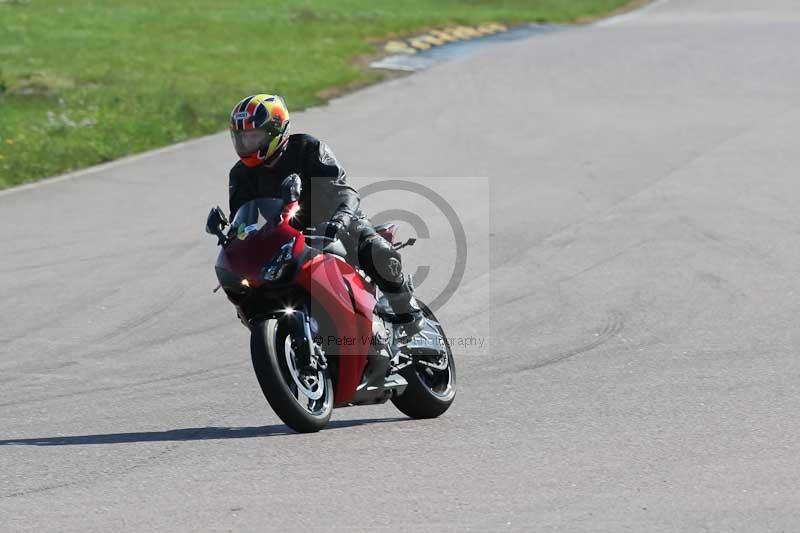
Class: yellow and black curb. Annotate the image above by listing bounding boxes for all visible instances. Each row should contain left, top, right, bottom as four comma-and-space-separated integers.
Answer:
370, 22, 561, 72
382, 22, 509, 55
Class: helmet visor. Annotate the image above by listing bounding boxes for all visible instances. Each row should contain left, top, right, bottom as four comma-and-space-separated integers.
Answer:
231, 128, 271, 157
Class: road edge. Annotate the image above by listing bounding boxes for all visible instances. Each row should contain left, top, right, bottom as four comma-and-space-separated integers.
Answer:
0, 0, 665, 198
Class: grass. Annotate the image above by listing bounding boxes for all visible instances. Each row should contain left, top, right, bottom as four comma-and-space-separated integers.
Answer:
0, 0, 634, 188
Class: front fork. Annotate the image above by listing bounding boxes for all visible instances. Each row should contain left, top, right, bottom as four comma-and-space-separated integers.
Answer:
286, 309, 326, 370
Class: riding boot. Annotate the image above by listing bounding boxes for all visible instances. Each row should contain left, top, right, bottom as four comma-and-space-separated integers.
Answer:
355, 224, 425, 336
382, 277, 425, 336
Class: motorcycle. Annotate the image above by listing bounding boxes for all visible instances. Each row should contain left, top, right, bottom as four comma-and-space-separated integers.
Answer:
205, 177, 456, 433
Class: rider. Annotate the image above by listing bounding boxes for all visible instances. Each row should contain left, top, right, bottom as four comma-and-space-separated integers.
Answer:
227, 93, 423, 333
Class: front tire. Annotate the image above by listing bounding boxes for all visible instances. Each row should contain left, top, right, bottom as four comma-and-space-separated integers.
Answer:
391, 306, 456, 419
250, 319, 333, 433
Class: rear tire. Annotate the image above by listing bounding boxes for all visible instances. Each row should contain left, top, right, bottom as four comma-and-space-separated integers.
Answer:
250, 319, 333, 433
391, 306, 456, 419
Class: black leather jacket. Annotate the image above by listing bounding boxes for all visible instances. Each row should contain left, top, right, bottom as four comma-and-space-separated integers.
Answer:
228, 134, 361, 230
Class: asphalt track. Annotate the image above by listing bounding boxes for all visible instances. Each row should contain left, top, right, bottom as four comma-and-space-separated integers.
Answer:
2, 1, 800, 530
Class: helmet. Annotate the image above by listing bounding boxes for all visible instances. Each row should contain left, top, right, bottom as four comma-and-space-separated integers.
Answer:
229, 94, 290, 167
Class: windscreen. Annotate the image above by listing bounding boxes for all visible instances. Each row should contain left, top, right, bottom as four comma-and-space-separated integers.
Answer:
229, 198, 284, 240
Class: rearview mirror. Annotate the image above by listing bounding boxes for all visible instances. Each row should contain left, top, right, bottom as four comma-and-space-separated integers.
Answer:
205, 206, 229, 245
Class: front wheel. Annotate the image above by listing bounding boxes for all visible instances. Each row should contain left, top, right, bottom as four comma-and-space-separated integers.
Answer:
250, 319, 333, 433
391, 305, 456, 419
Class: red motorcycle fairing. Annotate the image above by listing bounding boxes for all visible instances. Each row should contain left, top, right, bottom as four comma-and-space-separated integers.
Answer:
215, 223, 304, 288
295, 253, 377, 405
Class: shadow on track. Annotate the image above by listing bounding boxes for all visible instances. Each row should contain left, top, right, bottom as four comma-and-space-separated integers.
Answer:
0, 417, 409, 446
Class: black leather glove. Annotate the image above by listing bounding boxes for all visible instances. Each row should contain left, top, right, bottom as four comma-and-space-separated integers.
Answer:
281, 174, 302, 203
317, 219, 346, 240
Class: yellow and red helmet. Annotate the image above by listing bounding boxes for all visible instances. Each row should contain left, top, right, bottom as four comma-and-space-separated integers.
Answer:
229, 94, 290, 167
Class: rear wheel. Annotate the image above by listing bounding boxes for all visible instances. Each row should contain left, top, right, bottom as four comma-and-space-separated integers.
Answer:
391, 306, 456, 419
250, 319, 333, 433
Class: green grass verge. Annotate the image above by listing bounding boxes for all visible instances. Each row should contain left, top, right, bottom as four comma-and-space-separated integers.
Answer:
0, 0, 633, 188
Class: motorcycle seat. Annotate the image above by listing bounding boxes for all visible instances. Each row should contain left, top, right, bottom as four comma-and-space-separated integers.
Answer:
374, 222, 398, 244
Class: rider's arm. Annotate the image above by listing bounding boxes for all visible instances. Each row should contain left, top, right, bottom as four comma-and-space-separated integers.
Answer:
307, 139, 360, 229
228, 163, 251, 220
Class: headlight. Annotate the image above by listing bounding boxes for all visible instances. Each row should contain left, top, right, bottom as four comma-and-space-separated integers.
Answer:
261, 238, 296, 282
215, 267, 250, 298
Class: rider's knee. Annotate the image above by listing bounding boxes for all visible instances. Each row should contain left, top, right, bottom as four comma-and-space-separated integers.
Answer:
358, 233, 403, 290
